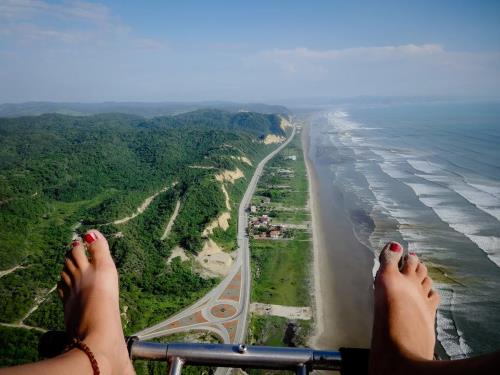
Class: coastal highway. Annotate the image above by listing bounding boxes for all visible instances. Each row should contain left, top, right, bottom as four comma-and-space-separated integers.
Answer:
134, 123, 296, 370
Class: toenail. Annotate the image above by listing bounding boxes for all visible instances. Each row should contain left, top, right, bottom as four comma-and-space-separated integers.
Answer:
71, 241, 79, 248
83, 232, 97, 244
389, 242, 402, 252
409, 252, 416, 256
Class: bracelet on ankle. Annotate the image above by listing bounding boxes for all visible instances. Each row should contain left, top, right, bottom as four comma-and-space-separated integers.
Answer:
64, 338, 100, 375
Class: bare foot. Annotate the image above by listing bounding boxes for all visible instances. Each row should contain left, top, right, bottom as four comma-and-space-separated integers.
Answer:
57, 230, 135, 375
369, 242, 440, 374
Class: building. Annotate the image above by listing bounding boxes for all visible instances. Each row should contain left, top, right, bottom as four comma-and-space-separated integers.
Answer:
251, 214, 270, 229
269, 229, 281, 239
268, 225, 283, 239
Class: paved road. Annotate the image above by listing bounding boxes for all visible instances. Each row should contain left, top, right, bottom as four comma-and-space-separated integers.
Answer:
134, 123, 296, 354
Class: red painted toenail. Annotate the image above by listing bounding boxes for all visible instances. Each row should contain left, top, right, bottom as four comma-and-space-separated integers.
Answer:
389, 242, 402, 252
71, 241, 79, 248
83, 232, 97, 244
409, 252, 416, 256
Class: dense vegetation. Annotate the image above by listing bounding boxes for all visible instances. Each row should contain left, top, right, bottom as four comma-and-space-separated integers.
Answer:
0, 101, 290, 118
0, 109, 287, 368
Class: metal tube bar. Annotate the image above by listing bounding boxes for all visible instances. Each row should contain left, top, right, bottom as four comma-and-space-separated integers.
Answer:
130, 341, 342, 371
168, 357, 184, 375
296, 364, 308, 375
132, 341, 168, 361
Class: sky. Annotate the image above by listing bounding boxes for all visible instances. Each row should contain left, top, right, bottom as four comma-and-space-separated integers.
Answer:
1, 0, 500, 103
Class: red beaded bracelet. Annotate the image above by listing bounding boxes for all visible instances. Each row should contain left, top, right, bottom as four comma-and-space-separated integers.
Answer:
64, 338, 100, 375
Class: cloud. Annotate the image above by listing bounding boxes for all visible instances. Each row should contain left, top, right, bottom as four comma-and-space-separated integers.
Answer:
257, 44, 444, 67
0, 22, 91, 43
0, 3, 498, 103
0, 0, 166, 48
241, 44, 450, 84
242, 43, 500, 98
0, 0, 113, 24
264, 44, 443, 60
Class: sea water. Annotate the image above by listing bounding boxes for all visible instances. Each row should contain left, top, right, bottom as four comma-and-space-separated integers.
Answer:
319, 101, 500, 359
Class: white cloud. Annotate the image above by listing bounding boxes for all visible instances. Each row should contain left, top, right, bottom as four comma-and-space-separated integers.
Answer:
258, 44, 444, 63
0, 2, 498, 102
0, 0, 112, 24
0, 0, 165, 49
242, 44, 500, 98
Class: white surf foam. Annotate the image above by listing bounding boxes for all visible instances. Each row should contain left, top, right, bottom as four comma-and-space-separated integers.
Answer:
469, 182, 500, 197
465, 235, 500, 267
418, 173, 500, 222
405, 182, 449, 197
379, 161, 412, 179
451, 183, 500, 222
407, 185, 500, 267
332, 110, 348, 118
436, 286, 473, 359
407, 159, 444, 174
324, 110, 495, 359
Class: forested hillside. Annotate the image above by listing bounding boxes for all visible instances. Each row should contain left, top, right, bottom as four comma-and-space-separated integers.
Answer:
0, 110, 288, 367
0, 101, 290, 118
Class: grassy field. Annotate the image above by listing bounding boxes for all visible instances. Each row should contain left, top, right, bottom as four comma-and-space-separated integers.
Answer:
248, 126, 314, 375
269, 209, 311, 225
252, 134, 308, 210
250, 235, 311, 306
250, 130, 311, 306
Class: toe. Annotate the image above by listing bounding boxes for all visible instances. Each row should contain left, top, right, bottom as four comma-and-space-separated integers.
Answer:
379, 241, 404, 271
416, 261, 428, 280
428, 289, 440, 309
61, 270, 72, 287
57, 281, 65, 300
64, 256, 78, 278
69, 240, 90, 271
83, 229, 114, 266
422, 276, 432, 294
402, 252, 419, 275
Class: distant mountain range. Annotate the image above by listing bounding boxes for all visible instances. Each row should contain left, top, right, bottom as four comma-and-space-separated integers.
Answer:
0, 101, 290, 118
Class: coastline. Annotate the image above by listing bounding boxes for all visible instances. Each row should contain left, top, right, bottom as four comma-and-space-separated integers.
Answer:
302, 117, 375, 350
301, 123, 326, 348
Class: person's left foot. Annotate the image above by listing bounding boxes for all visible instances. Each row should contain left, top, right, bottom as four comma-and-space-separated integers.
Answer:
58, 230, 135, 375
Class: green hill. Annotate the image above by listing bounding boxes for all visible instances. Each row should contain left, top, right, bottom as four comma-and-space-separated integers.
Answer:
0, 101, 290, 118
0, 110, 289, 367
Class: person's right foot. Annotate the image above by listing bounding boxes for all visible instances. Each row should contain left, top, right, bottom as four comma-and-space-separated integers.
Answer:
58, 229, 135, 375
369, 242, 440, 375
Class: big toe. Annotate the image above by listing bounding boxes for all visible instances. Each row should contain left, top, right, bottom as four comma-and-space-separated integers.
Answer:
379, 241, 404, 271
83, 230, 114, 266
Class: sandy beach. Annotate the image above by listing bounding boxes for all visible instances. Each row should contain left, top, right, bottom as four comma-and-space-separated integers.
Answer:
302, 119, 375, 351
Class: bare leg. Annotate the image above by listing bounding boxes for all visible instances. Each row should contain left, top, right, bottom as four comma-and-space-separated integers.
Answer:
370, 241, 500, 375
0, 230, 135, 375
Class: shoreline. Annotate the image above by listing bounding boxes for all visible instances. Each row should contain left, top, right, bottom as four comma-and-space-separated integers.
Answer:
301, 123, 325, 348
302, 117, 374, 350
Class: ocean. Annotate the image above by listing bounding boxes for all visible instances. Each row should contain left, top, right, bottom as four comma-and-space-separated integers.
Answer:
311, 101, 500, 359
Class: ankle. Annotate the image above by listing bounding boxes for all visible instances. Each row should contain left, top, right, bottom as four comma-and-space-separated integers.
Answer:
82, 335, 114, 374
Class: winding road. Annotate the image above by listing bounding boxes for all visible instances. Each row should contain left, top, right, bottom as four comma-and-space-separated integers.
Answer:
134, 124, 296, 354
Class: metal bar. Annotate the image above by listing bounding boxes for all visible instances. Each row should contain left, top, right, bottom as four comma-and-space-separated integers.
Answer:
296, 364, 308, 375
130, 341, 342, 371
130, 340, 168, 361
168, 357, 184, 375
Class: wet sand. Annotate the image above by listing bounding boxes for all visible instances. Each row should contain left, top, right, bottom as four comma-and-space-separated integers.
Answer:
302, 120, 375, 351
